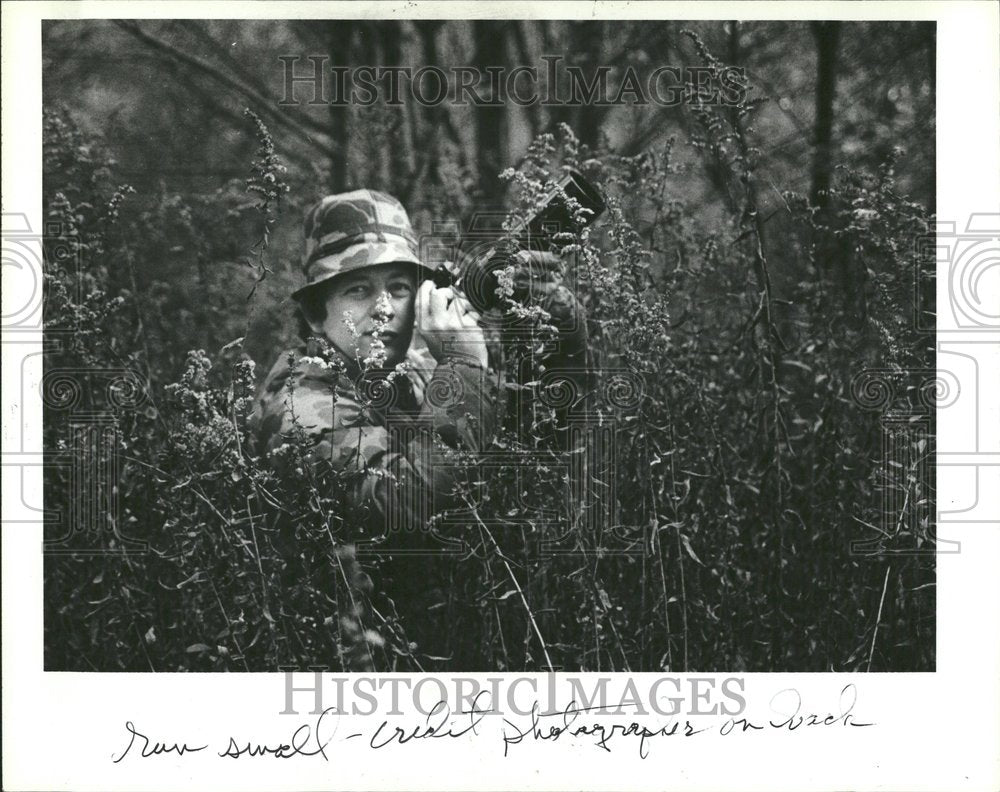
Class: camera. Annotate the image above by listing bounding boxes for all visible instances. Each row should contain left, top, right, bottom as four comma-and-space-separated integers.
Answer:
432, 169, 606, 313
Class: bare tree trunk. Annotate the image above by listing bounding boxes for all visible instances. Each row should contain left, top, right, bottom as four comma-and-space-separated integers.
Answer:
543, 21, 572, 133
473, 21, 508, 206
809, 21, 859, 316
510, 21, 542, 140
382, 21, 409, 185
410, 20, 450, 202
572, 21, 605, 148
810, 21, 841, 210
327, 21, 354, 191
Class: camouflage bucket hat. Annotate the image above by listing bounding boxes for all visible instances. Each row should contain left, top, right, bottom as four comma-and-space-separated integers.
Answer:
292, 189, 426, 302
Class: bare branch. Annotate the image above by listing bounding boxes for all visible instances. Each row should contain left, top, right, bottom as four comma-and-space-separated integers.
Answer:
112, 20, 338, 160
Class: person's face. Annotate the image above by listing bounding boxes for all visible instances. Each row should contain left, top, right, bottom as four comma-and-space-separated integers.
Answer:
308, 263, 417, 367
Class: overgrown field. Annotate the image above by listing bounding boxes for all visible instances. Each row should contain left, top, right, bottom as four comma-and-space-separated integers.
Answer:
43, 48, 935, 672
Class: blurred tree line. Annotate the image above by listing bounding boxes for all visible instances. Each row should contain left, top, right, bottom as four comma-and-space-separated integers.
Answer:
41, 20, 936, 672
42, 20, 934, 378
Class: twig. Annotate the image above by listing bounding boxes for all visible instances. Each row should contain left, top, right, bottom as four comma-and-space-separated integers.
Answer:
465, 497, 555, 671
866, 564, 892, 672
245, 496, 272, 615
674, 525, 690, 671
209, 577, 252, 671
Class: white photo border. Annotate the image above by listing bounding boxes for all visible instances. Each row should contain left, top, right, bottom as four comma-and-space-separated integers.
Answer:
3, 2, 999, 790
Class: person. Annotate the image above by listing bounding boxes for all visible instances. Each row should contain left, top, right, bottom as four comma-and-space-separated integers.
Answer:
254, 189, 588, 541
254, 189, 496, 541
253, 188, 590, 665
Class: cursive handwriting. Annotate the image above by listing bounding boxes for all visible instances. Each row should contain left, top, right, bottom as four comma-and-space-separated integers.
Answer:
768, 683, 873, 729
502, 701, 708, 759
369, 691, 491, 749
112, 722, 207, 763
219, 706, 339, 759
719, 683, 874, 735
113, 708, 340, 762
111, 686, 875, 763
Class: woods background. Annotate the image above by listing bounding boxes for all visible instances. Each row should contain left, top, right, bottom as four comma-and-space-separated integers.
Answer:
41, 19, 936, 672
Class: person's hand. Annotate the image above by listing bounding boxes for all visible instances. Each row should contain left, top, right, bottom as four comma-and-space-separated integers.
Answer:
509, 250, 563, 302
508, 250, 587, 362
415, 281, 488, 369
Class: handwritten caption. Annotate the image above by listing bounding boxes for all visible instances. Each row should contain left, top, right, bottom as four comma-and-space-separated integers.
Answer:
113, 684, 872, 762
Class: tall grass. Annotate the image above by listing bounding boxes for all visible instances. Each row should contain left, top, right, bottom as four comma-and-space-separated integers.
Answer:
43, 42, 934, 672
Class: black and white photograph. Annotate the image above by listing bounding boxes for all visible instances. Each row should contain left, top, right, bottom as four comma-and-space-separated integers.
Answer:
39, 15, 937, 674
2, 2, 999, 791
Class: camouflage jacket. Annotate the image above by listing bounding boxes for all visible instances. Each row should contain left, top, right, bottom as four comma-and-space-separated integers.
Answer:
254, 259, 587, 536
253, 338, 497, 535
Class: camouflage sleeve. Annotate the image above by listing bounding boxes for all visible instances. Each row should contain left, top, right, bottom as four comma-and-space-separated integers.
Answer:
254, 352, 496, 533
